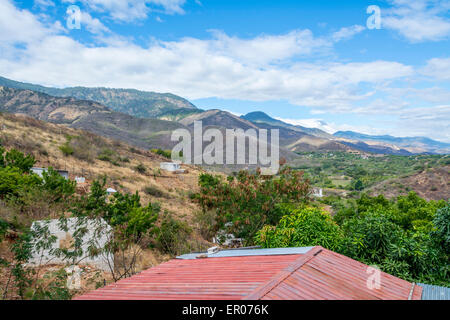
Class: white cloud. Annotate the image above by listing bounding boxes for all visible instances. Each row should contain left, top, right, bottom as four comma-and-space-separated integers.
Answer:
275, 118, 337, 134
421, 57, 450, 80
383, 0, 450, 42
34, 0, 55, 7
79, 11, 110, 34
332, 25, 365, 42
62, 0, 187, 22
0, 0, 56, 44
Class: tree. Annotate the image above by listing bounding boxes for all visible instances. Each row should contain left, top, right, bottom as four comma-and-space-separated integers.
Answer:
1, 148, 36, 173
196, 167, 311, 245
432, 202, 450, 254
255, 206, 344, 251
353, 179, 364, 191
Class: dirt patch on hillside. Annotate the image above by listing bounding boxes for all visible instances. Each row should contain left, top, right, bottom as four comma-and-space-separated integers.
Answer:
368, 165, 449, 201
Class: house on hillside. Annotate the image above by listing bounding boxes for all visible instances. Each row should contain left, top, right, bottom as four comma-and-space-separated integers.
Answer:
74, 246, 427, 300
312, 188, 323, 198
106, 188, 117, 196
160, 162, 180, 172
31, 167, 69, 179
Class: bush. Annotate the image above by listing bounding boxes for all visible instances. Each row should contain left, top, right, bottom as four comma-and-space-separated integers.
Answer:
0, 147, 36, 172
340, 211, 404, 265
151, 149, 172, 159
59, 143, 74, 157
41, 167, 76, 201
193, 210, 217, 241
155, 213, 192, 256
143, 186, 166, 198
0, 167, 41, 198
0, 218, 8, 240
432, 202, 450, 254
134, 163, 146, 174
255, 206, 344, 251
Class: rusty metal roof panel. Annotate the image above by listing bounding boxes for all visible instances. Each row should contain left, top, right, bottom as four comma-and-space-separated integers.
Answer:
246, 247, 422, 300
74, 254, 300, 300
75, 246, 422, 300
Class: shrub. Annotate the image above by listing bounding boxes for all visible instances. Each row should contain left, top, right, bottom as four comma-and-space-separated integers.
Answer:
340, 211, 404, 264
193, 210, 217, 241
255, 206, 344, 251
143, 186, 166, 198
41, 167, 76, 201
0, 167, 41, 198
151, 148, 172, 159
0, 147, 36, 172
59, 143, 74, 157
155, 213, 192, 256
0, 218, 8, 240
134, 163, 146, 174
432, 202, 450, 254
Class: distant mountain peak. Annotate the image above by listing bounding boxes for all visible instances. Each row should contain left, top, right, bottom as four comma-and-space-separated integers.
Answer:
334, 131, 450, 154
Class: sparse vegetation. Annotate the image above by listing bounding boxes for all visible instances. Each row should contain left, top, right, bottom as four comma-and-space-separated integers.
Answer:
143, 185, 167, 198
134, 163, 146, 174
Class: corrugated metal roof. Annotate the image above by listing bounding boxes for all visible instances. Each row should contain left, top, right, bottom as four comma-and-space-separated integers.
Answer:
246, 247, 422, 300
177, 246, 314, 260
74, 255, 300, 300
74, 246, 422, 300
418, 283, 450, 300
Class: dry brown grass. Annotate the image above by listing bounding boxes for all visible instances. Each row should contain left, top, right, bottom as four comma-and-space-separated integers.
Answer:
0, 113, 207, 224
368, 165, 450, 201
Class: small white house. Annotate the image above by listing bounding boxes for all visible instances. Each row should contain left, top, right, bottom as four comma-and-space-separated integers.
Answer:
75, 177, 86, 184
106, 188, 117, 195
312, 188, 323, 198
160, 162, 181, 172
31, 167, 69, 180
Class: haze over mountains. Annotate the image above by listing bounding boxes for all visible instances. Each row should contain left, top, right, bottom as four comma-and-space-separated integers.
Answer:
0, 76, 449, 156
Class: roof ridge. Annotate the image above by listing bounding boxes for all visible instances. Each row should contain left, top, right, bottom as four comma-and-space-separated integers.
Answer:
243, 246, 324, 300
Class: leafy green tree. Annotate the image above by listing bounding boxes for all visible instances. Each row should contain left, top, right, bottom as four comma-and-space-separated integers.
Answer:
432, 202, 450, 254
196, 167, 311, 245
41, 167, 76, 201
340, 211, 404, 265
0, 167, 41, 197
255, 206, 344, 251
353, 179, 364, 191
2, 148, 36, 172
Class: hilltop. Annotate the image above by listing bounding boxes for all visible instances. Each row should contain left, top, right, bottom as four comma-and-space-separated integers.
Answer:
0, 86, 187, 150
0, 76, 202, 120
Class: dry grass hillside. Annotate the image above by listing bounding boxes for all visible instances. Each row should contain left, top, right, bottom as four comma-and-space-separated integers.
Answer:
368, 165, 450, 201
0, 113, 205, 223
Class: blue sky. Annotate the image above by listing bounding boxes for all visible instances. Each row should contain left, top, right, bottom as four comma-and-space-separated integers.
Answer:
1, 0, 449, 141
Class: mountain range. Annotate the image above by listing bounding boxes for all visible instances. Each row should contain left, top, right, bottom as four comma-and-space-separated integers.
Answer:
0, 75, 448, 156
0, 76, 201, 120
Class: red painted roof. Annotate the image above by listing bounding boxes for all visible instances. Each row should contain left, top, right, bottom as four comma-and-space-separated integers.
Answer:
75, 247, 422, 300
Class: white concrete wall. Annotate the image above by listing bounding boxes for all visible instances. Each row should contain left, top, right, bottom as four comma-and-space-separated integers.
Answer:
28, 218, 114, 272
